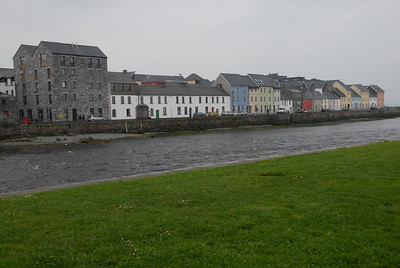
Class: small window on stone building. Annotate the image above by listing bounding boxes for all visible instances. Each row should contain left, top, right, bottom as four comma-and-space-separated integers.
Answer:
62, 68, 66, 75
34, 70, 38, 80
72, 81, 76, 89
96, 59, 101, 69
22, 84, 27, 93
62, 81, 67, 88
49, 94, 52, 104
60, 56, 66, 66
64, 94, 68, 101
23, 95, 27, 105
20, 56, 25, 68
40, 54, 46, 66
70, 57, 75, 67
90, 94, 94, 101
21, 71, 26, 81
89, 70, 93, 77
97, 82, 102, 89
47, 68, 51, 79
88, 58, 93, 68
97, 70, 101, 77
48, 81, 52, 91
73, 94, 77, 101
98, 94, 102, 101
71, 69, 75, 76
89, 82, 93, 89
98, 108, 103, 117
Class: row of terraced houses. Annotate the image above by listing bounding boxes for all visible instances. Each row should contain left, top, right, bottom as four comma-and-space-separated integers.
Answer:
0, 41, 385, 122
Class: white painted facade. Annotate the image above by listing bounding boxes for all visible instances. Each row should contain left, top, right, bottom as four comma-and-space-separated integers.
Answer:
369, 96, 377, 108
0, 78, 15, 96
110, 94, 230, 120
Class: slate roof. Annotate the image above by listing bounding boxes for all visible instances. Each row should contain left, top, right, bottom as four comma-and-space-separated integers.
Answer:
21, 44, 37, 55
41, 41, 107, 58
108, 71, 137, 83
220, 73, 258, 87
133, 74, 186, 84
323, 90, 340, 99
332, 88, 347, 98
136, 84, 230, 96
367, 87, 378, 97
369, 85, 385, 92
0, 68, 14, 79
248, 73, 278, 87
350, 89, 361, 98
185, 73, 213, 86
352, 84, 369, 92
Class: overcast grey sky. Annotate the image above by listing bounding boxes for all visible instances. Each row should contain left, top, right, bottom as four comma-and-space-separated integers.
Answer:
2, 0, 399, 105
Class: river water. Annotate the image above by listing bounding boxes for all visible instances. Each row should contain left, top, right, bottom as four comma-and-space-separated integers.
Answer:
1, 118, 400, 196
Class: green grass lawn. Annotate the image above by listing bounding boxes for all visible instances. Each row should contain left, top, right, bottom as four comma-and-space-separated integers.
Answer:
1, 141, 400, 267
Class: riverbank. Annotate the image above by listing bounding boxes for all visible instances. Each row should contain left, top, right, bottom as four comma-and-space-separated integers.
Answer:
1, 141, 399, 266
1, 108, 399, 141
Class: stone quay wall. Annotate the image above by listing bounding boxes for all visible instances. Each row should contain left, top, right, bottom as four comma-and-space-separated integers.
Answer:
1, 108, 399, 140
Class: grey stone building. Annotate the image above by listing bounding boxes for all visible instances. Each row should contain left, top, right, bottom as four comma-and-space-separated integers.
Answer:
13, 41, 109, 122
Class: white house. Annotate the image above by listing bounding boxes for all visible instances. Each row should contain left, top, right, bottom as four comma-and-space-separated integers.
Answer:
0, 68, 15, 96
109, 71, 230, 120
280, 93, 293, 113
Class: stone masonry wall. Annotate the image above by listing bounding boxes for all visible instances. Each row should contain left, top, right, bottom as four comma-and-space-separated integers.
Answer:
0, 108, 399, 140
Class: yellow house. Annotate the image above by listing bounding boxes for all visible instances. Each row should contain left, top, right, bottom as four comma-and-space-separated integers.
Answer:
332, 81, 351, 110
350, 84, 370, 109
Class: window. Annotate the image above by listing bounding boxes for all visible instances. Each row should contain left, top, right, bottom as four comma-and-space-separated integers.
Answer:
150, 96, 153, 104
164, 96, 168, 104
127, 109, 131, 117
177, 107, 181, 115
89, 82, 93, 89
48, 81, 52, 91
98, 108, 103, 117
150, 108, 154, 116
158, 96, 161, 104
182, 97, 185, 104
96, 59, 101, 69
22, 83, 27, 93
97, 70, 101, 77
89, 70, 93, 77
217, 97, 219, 103
34, 70, 38, 80
70, 57, 75, 67
222, 97, 225, 103
89, 94, 94, 101
21, 71, 26, 81
128, 96, 131, 104
40, 54, 46, 66
163, 107, 167, 115
71, 69, 75, 76
23, 95, 27, 105
73, 94, 77, 101
49, 94, 52, 104
64, 94, 68, 101
111, 83, 115, 91
71, 81, 76, 89
189, 97, 192, 104
62, 68, 66, 75
47, 68, 51, 79
127, 84, 131, 91
206, 97, 208, 103
88, 58, 93, 68
35, 82, 38, 92
140, 96, 144, 104
20, 56, 25, 67
112, 109, 117, 117
60, 56, 65, 66
112, 96, 116, 104
62, 81, 67, 88
176, 96, 179, 104
199, 97, 202, 103
98, 94, 102, 101
205, 106, 209, 114
121, 96, 124, 104
90, 108, 94, 115
97, 82, 102, 89
184, 107, 188, 115
212, 97, 214, 103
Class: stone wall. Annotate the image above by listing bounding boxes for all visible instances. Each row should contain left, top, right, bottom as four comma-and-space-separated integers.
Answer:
1, 108, 399, 140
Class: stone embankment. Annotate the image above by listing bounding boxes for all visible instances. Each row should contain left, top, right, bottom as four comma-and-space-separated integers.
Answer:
1, 108, 399, 140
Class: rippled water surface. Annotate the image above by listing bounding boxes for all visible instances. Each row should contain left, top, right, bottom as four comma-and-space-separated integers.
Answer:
1, 118, 400, 195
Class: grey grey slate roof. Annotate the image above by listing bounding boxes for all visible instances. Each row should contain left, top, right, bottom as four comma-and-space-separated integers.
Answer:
369, 85, 385, 92
133, 74, 186, 84
41, 41, 107, 58
367, 87, 378, 97
332, 88, 346, 98
21, 44, 37, 55
108, 71, 136, 83
185, 73, 203, 81
136, 84, 229, 96
221, 73, 258, 87
352, 84, 369, 92
248, 73, 278, 87
0, 68, 14, 79
323, 90, 340, 99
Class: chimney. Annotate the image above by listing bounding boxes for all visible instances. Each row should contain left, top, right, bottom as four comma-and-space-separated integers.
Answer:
123, 70, 127, 74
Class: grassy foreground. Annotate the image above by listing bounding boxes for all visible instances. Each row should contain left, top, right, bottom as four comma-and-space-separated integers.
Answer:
1, 142, 400, 267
